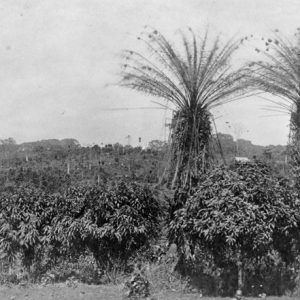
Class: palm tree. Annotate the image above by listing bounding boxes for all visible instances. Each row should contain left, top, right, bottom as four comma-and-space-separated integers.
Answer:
249, 30, 300, 184
121, 28, 250, 188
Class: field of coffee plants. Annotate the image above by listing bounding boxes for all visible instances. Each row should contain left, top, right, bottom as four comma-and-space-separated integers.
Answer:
2, 8, 300, 299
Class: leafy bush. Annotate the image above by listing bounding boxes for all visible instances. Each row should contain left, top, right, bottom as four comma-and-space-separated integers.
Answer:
168, 162, 300, 295
53, 181, 161, 281
0, 186, 62, 272
0, 181, 161, 283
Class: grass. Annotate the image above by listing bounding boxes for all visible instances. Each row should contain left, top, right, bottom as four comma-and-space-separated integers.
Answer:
0, 283, 299, 300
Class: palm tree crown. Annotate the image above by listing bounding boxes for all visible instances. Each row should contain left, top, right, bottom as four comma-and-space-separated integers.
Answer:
250, 32, 300, 135
121, 28, 250, 188
249, 31, 300, 181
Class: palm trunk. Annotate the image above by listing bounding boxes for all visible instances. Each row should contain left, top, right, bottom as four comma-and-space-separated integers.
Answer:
289, 103, 300, 189
171, 155, 181, 189
163, 108, 212, 189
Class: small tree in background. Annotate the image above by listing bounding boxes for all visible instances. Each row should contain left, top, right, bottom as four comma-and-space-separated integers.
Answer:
121, 27, 251, 189
168, 162, 300, 296
148, 139, 168, 154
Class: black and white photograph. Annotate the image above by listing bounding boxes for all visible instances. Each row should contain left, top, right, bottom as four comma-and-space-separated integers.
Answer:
0, 1, 300, 299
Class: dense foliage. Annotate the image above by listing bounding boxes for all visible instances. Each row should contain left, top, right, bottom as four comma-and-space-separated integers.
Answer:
0, 187, 59, 270
0, 181, 161, 282
168, 162, 300, 295
0, 139, 295, 293
48, 181, 161, 281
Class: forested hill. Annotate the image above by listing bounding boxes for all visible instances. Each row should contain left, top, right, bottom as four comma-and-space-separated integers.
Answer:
213, 133, 286, 161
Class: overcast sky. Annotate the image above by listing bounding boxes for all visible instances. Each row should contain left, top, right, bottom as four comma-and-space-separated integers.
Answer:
0, 0, 299, 146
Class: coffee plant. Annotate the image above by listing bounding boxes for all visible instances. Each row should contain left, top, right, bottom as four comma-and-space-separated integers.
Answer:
0, 181, 161, 282
0, 186, 62, 272
168, 162, 300, 295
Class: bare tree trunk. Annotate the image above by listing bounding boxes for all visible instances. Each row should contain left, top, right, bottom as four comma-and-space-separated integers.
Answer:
237, 249, 243, 292
67, 161, 70, 175
238, 262, 243, 290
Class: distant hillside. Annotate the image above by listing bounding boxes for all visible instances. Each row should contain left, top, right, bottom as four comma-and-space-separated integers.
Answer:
212, 133, 287, 162
19, 138, 80, 151
0, 135, 287, 162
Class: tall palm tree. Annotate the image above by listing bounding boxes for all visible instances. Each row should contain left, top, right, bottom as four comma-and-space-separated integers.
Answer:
121, 28, 250, 188
249, 30, 300, 184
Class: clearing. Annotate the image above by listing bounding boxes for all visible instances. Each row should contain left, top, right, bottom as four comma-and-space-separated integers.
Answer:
0, 284, 298, 300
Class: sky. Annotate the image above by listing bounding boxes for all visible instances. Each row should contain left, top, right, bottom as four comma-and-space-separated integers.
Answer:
0, 0, 299, 146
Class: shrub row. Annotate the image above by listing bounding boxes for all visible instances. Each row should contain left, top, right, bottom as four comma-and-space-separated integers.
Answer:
0, 181, 161, 282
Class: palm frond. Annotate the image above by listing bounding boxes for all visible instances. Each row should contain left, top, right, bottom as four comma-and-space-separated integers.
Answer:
250, 30, 300, 185
120, 28, 251, 188
250, 33, 300, 107
121, 28, 251, 112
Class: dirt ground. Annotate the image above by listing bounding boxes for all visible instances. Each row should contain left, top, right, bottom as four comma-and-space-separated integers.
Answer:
0, 284, 299, 300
